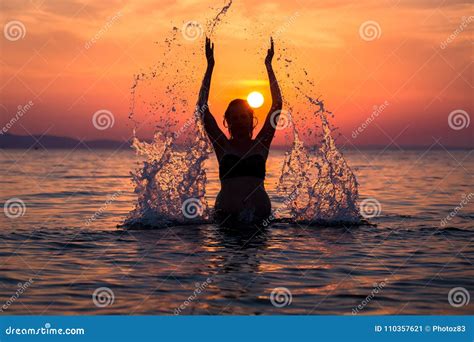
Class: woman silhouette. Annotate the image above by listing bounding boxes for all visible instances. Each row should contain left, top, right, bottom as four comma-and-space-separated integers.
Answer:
197, 37, 282, 225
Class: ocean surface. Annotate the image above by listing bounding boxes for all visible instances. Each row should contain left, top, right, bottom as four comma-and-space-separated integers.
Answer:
0, 148, 472, 315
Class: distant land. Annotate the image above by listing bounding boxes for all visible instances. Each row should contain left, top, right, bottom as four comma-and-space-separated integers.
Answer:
0, 133, 131, 149
0, 133, 471, 150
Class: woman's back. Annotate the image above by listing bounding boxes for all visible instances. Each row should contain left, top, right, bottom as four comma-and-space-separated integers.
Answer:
215, 139, 270, 223
198, 37, 282, 225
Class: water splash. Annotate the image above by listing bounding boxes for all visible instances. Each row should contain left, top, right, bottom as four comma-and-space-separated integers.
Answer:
123, 2, 361, 228
275, 47, 360, 223
207, 0, 233, 36
123, 2, 233, 227
277, 98, 360, 224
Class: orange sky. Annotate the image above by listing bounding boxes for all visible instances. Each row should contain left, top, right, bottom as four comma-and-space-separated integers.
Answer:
1, 0, 472, 147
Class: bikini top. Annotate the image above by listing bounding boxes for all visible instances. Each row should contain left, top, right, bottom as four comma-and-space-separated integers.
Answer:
219, 154, 266, 180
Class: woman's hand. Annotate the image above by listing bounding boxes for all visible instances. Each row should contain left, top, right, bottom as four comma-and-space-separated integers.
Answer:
198, 36, 215, 116
265, 37, 274, 67
205, 37, 215, 67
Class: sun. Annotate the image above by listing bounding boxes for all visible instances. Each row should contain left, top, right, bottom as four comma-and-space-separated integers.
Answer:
247, 91, 264, 108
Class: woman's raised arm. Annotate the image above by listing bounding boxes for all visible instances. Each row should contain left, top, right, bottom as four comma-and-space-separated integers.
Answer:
256, 37, 283, 147
198, 37, 226, 152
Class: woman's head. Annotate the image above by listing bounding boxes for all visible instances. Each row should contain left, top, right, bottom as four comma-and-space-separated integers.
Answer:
223, 99, 256, 139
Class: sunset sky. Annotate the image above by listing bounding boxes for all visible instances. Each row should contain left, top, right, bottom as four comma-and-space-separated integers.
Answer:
1, 0, 472, 147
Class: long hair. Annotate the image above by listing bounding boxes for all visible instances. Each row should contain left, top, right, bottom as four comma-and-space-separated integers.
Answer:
223, 99, 257, 139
